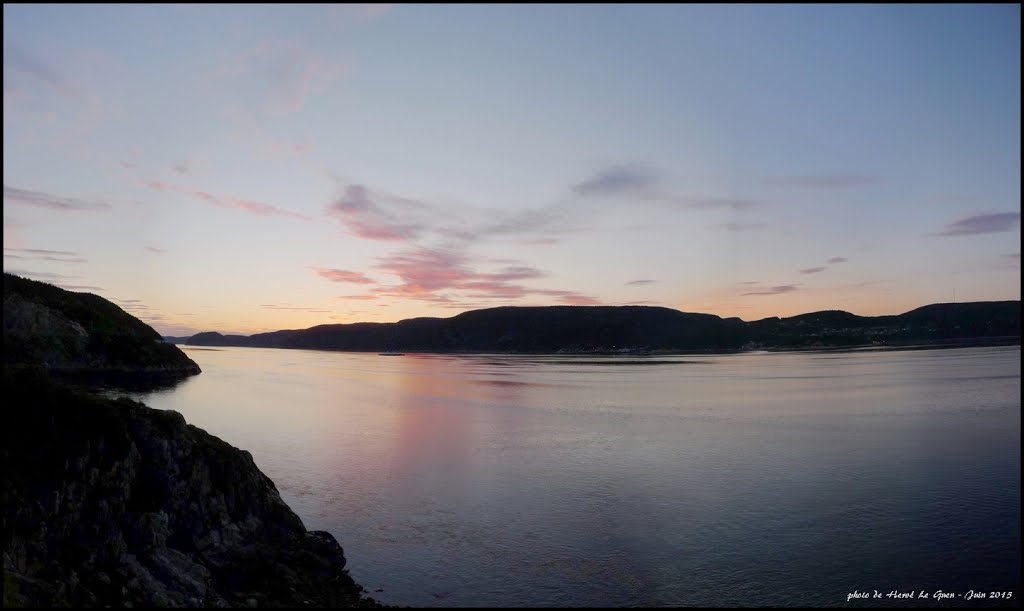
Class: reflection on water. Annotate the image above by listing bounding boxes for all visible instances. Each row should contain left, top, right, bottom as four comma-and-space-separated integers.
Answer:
121, 347, 1021, 607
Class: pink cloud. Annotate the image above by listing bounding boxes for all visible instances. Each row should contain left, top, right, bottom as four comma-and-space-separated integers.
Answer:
231, 198, 309, 219
330, 183, 570, 246
203, 192, 310, 220
533, 288, 602, 305
346, 219, 424, 241
314, 268, 376, 284
324, 179, 583, 245
373, 248, 475, 294
367, 247, 599, 307
337, 295, 378, 300
143, 179, 310, 220
326, 184, 429, 241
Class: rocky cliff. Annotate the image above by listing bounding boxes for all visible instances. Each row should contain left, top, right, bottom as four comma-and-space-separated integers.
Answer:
3, 274, 379, 607
3, 368, 379, 608
3, 273, 200, 377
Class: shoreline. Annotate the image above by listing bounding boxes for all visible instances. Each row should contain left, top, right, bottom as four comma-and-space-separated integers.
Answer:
175, 336, 1021, 358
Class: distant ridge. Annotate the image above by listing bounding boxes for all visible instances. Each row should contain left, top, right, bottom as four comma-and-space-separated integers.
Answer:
184, 301, 1020, 353
161, 336, 192, 345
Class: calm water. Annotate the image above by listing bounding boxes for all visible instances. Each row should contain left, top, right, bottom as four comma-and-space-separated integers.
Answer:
121, 346, 1020, 607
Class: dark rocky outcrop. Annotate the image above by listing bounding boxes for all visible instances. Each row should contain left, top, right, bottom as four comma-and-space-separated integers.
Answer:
3, 368, 380, 608
3, 273, 380, 607
3, 273, 201, 378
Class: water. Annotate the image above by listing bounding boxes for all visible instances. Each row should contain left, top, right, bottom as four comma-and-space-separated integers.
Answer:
119, 346, 1020, 607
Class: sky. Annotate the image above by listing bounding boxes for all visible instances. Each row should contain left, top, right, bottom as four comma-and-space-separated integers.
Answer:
3, 4, 1020, 336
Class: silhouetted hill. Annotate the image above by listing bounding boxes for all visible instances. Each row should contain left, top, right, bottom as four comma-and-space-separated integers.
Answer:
896, 302, 1021, 338
746, 301, 1019, 348
444, 306, 747, 351
3, 273, 200, 377
187, 306, 749, 352
185, 301, 1020, 353
186, 331, 254, 347
161, 335, 191, 344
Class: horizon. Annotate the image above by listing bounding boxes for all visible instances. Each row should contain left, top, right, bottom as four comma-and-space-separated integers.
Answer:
4, 4, 1020, 336
180, 294, 1024, 337
9, 270, 1014, 338
151, 297, 1024, 337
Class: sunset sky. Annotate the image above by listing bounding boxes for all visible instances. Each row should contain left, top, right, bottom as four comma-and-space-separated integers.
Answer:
4, 4, 1020, 336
